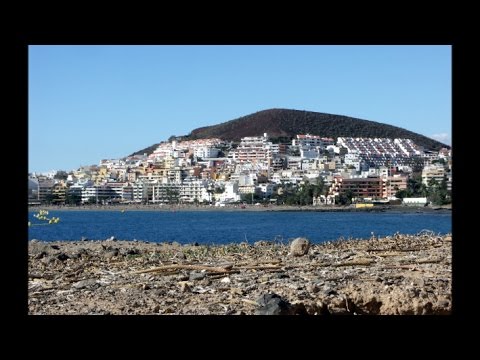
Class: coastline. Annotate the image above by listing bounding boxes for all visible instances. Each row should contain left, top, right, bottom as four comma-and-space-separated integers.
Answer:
29, 203, 452, 213
29, 233, 452, 315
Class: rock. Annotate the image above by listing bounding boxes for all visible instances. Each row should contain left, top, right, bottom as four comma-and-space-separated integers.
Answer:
104, 249, 119, 259
50, 245, 60, 250
72, 248, 88, 258
444, 236, 452, 242
307, 284, 321, 294
125, 249, 140, 256
192, 242, 199, 246
176, 274, 189, 281
220, 277, 231, 284
81, 236, 89, 241
34, 251, 47, 260
56, 253, 69, 261
189, 271, 206, 281
255, 293, 292, 315
322, 287, 337, 296
178, 281, 192, 293
230, 287, 244, 296
174, 252, 186, 260
72, 279, 98, 290
438, 299, 449, 308
259, 274, 270, 283
289, 237, 311, 257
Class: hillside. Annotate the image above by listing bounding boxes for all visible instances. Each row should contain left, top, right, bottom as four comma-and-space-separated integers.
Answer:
130, 108, 448, 156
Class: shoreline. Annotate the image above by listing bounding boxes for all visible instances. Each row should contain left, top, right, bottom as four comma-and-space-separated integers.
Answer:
29, 233, 452, 315
29, 203, 452, 213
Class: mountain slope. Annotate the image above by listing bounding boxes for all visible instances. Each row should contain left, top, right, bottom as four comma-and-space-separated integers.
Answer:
130, 108, 448, 156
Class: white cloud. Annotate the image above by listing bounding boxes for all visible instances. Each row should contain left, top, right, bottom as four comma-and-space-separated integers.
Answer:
430, 133, 451, 145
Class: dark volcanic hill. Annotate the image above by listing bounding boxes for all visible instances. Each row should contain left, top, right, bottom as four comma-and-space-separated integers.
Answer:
130, 108, 448, 156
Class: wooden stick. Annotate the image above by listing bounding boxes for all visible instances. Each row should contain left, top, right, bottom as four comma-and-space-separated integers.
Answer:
235, 259, 282, 266
236, 265, 282, 270
132, 264, 232, 274
333, 259, 373, 267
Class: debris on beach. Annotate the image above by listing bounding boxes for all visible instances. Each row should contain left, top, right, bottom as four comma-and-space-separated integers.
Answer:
28, 232, 452, 315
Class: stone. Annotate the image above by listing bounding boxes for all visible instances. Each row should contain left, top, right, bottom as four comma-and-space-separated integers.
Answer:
72, 279, 98, 290
34, 251, 47, 260
220, 277, 231, 284
174, 252, 186, 260
189, 271, 206, 281
125, 249, 139, 255
56, 253, 70, 261
104, 249, 119, 259
230, 287, 244, 296
176, 274, 189, 281
307, 284, 321, 294
255, 293, 292, 315
178, 281, 192, 293
289, 237, 311, 257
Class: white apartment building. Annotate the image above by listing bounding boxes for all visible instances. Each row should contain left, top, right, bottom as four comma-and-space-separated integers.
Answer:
236, 133, 274, 165
216, 181, 241, 203
194, 146, 220, 159
179, 177, 210, 203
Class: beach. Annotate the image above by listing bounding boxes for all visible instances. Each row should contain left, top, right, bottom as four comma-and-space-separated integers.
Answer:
28, 232, 452, 315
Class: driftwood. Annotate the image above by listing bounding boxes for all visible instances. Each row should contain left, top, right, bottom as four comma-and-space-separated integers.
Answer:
132, 261, 282, 274
235, 259, 282, 266
333, 259, 374, 267
236, 265, 282, 270
132, 264, 232, 274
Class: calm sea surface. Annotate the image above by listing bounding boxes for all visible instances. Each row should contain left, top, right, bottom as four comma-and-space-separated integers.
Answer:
28, 210, 452, 244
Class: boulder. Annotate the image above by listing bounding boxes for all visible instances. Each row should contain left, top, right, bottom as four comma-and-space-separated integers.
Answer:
289, 237, 311, 257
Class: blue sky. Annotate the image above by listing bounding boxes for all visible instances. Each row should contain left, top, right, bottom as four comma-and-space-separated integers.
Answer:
29, 45, 451, 173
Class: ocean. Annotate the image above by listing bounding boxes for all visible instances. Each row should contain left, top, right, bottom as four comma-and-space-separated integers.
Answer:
28, 210, 452, 244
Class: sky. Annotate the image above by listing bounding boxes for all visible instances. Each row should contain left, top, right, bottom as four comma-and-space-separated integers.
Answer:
29, 45, 451, 173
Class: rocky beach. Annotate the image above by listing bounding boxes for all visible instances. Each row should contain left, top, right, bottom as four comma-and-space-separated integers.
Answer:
28, 232, 452, 315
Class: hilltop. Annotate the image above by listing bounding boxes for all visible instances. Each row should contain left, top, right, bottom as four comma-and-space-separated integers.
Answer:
130, 108, 448, 156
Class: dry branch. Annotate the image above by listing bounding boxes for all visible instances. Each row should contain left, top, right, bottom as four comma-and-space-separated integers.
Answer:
132, 264, 232, 274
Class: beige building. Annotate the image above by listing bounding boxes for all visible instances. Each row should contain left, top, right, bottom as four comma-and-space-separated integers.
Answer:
422, 165, 445, 185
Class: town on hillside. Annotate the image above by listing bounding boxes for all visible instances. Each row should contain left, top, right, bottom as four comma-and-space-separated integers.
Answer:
28, 134, 452, 208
